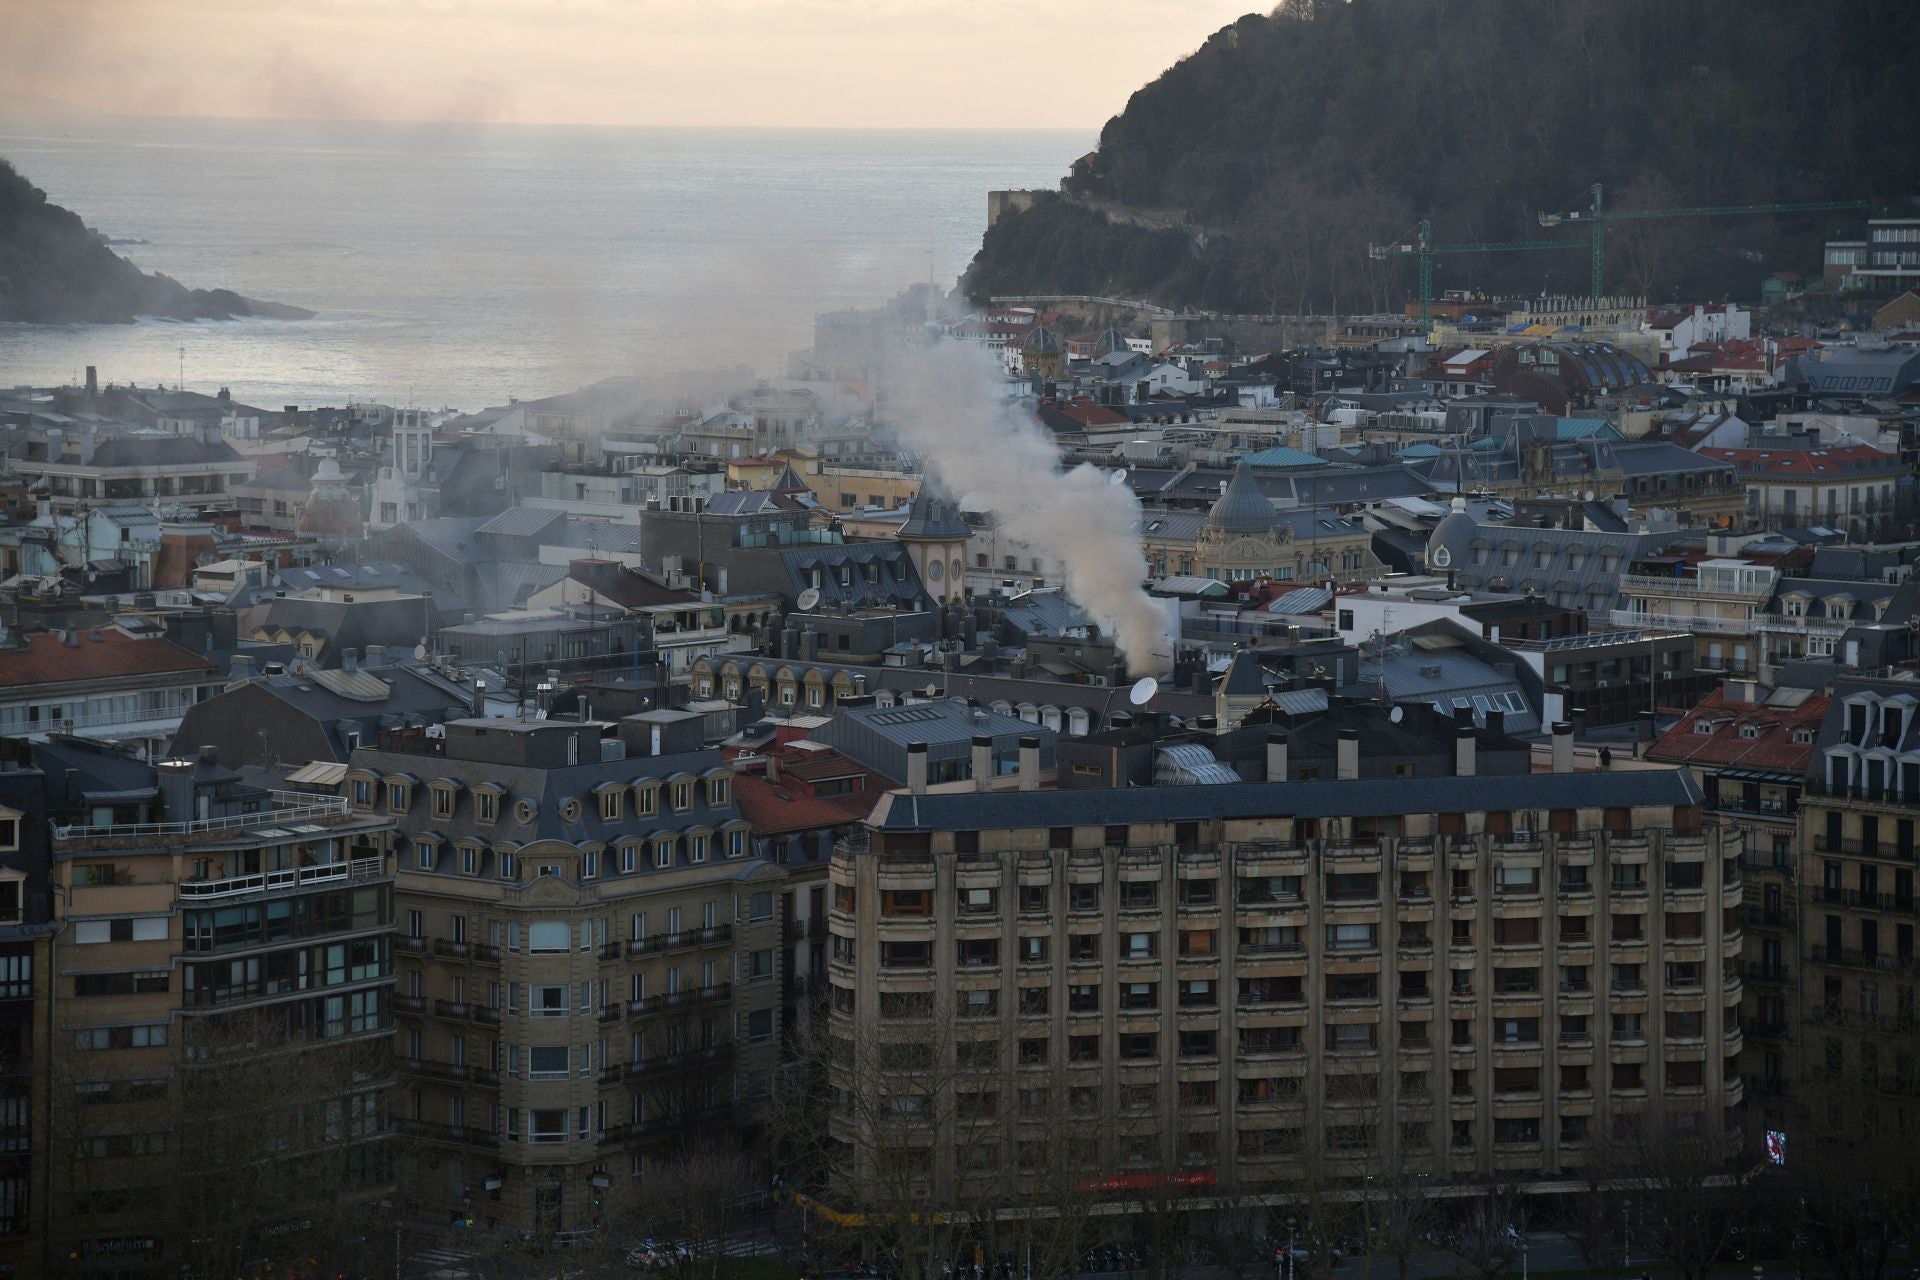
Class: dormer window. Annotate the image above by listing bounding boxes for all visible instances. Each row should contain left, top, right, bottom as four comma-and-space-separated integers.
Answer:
477, 791, 499, 824
582, 850, 599, 879
350, 777, 373, 809
728, 828, 746, 859
430, 782, 459, 819
499, 852, 518, 881
674, 781, 694, 811
1739, 724, 1759, 739
706, 777, 731, 807
655, 838, 676, 869
0, 809, 18, 852
620, 843, 637, 873
599, 787, 624, 822
1792, 728, 1815, 744
387, 781, 409, 810
633, 785, 658, 818
461, 846, 478, 875
689, 834, 707, 865
1693, 720, 1718, 736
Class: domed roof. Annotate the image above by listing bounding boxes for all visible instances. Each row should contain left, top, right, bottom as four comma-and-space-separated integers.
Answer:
1208, 460, 1276, 536
1095, 327, 1132, 357
296, 457, 364, 541
1022, 324, 1060, 354
1425, 496, 1477, 572
898, 472, 969, 542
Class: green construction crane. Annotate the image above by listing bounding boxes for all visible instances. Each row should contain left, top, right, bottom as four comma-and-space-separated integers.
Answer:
1368, 220, 1584, 327
1538, 183, 1871, 299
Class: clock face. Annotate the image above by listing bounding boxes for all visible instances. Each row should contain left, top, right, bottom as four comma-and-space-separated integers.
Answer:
1431, 545, 1453, 568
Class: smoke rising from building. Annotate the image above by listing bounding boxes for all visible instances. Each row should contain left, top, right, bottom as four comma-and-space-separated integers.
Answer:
885, 342, 1175, 677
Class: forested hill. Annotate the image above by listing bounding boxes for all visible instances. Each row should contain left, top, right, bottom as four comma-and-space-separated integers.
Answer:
964, 0, 1920, 314
0, 159, 310, 324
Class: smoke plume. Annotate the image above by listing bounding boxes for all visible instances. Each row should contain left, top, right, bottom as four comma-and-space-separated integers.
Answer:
885, 342, 1175, 677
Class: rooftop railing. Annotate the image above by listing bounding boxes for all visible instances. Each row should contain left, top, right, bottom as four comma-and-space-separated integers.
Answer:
55, 791, 351, 841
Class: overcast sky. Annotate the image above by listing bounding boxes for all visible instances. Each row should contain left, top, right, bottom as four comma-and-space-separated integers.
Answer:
1, 0, 1259, 130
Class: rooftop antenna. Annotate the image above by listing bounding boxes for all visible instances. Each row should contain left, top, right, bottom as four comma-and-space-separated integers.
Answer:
796, 586, 822, 613
177, 344, 185, 393
1128, 675, 1158, 708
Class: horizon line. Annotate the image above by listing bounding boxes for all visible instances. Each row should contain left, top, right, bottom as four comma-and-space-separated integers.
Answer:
1, 93, 1103, 135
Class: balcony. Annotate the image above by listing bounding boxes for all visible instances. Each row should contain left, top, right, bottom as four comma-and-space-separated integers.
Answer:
175, 855, 388, 901
624, 1042, 735, 1081
1617, 572, 1772, 603
627, 983, 733, 1019
55, 790, 359, 844
396, 1118, 500, 1149
1811, 945, 1914, 974
625, 925, 734, 958
1608, 609, 1751, 636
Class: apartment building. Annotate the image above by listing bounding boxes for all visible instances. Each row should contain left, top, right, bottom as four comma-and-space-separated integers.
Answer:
1646, 682, 1828, 1121
353, 718, 785, 1234
1798, 675, 1920, 1143
42, 740, 396, 1275
826, 734, 1744, 1204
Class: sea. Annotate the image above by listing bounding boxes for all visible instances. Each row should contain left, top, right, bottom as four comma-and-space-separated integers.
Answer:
0, 114, 1087, 411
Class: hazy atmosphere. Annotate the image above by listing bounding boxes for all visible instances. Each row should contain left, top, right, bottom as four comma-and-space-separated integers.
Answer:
1, 0, 1258, 130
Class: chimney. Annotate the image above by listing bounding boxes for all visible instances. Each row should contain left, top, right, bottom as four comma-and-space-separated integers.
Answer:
197, 744, 218, 765
1454, 726, 1477, 777
801, 626, 818, 663
1265, 731, 1289, 783
1551, 721, 1574, 774
341, 647, 358, 673
971, 734, 993, 791
84, 365, 97, 398
906, 741, 928, 795
1018, 735, 1040, 791
1485, 708, 1505, 737
766, 750, 781, 786
156, 758, 195, 822
228, 654, 254, 680
365, 644, 386, 668
1336, 729, 1360, 781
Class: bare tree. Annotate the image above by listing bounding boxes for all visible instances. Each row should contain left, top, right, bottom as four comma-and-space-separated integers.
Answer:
1595, 1108, 1742, 1280
1446, 1184, 1524, 1280
623, 1147, 764, 1280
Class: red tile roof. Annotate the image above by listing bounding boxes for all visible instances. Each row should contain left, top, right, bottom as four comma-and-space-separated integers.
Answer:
0, 630, 217, 689
732, 746, 889, 836
1698, 442, 1903, 477
1647, 689, 1829, 773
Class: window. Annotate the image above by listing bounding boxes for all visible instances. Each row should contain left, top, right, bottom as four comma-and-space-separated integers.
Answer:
499, 852, 517, 880
530, 1046, 569, 1078
529, 922, 570, 953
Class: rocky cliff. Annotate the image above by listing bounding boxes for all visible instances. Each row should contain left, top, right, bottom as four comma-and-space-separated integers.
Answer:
0, 159, 311, 324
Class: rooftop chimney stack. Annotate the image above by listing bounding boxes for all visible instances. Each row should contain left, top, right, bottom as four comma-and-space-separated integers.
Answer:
1337, 729, 1360, 781
84, 366, 97, 399
1551, 721, 1574, 774
1455, 725, 1477, 777
1265, 731, 1289, 783
971, 734, 993, 791
1018, 735, 1040, 791
906, 741, 928, 795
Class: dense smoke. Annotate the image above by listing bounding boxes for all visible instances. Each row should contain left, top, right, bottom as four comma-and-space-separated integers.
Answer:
885, 342, 1175, 677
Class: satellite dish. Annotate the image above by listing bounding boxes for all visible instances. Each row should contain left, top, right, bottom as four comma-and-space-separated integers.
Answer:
1108, 469, 1130, 487
413, 644, 428, 660
1389, 706, 1404, 723
1128, 676, 1158, 707
796, 587, 822, 612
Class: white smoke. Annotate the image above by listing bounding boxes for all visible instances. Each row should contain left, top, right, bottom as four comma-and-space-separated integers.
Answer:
884, 342, 1175, 676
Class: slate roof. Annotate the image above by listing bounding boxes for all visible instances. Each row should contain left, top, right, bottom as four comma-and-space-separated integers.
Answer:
1242, 447, 1330, 470
351, 742, 745, 854
868, 767, 1701, 831
897, 474, 970, 541
1209, 460, 1279, 535
477, 506, 568, 539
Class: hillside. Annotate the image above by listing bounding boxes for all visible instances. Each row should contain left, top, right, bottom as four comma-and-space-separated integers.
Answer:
0, 159, 311, 324
965, 0, 1920, 314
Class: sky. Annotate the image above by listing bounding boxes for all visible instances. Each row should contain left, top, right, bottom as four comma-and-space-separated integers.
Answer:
0, 0, 1261, 131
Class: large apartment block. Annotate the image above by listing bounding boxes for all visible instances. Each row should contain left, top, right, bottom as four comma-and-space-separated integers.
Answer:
827, 740, 1743, 1202
353, 718, 786, 1234
43, 741, 396, 1274
1797, 675, 1920, 1141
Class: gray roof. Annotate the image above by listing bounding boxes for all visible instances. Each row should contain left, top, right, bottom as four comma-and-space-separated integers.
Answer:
351, 743, 746, 855
1209, 460, 1282, 535
897, 474, 970, 542
478, 506, 568, 539
819, 699, 1040, 750
870, 767, 1701, 830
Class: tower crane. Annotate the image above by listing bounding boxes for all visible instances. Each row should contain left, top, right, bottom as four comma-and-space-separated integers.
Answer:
1537, 183, 1871, 299
1368, 220, 1583, 327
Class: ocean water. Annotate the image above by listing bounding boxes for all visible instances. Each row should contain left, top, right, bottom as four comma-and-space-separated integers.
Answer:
0, 115, 1086, 410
